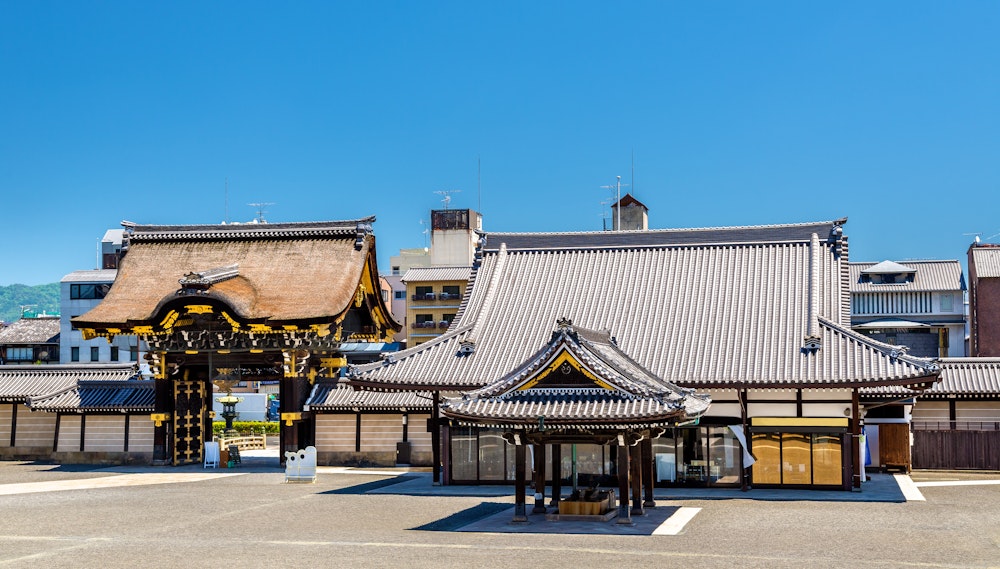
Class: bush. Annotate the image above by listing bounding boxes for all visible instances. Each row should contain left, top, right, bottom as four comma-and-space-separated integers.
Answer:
212, 421, 280, 436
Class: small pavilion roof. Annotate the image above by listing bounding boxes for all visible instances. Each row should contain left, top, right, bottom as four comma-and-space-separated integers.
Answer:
440, 319, 710, 429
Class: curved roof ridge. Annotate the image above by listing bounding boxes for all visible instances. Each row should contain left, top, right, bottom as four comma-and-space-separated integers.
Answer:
818, 316, 939, 371
487, 218, 848, 237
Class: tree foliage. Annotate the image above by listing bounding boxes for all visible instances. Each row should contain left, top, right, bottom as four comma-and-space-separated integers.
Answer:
0, 283, 60, 324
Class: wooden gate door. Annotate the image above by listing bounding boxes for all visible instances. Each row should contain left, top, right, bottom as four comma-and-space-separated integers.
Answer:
877, 423, 911, 471
173, 380, 206, 465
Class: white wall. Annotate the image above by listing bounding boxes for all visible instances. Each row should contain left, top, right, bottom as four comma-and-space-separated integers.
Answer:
212, 393, 267, 422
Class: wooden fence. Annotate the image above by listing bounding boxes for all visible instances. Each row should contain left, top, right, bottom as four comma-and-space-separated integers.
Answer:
912, 430, 1000, 470
217, 435, 267, 451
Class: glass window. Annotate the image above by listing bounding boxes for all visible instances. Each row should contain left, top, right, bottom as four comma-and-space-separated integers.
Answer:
652, 435, 678, 483
441, 285, 461, 299
479, 431, 508, 481
450, 427, 478, 481
110, 346, 119, 361
940, 294, 954, 312
394, 290, 406, 300
415, 285, 433, 297
71, 347, 80, 362
782, 433, 812, 485
90, 346, 100, 362
812, 434, 843, 485
129, 345, 139, 362
709, 426, 742, 485
751, 433, 782, 484
70, 283, 110, 300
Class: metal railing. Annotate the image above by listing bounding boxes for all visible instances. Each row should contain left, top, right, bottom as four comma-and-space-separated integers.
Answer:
911, 421, 1000, 431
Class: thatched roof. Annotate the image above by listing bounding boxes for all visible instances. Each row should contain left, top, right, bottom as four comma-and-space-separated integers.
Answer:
74, 218, 393, 329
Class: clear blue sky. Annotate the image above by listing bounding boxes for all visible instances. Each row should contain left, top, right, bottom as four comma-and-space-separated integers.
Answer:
2, 2, 997, 286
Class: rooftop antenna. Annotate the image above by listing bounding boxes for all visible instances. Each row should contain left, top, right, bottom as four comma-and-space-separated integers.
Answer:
599, 199, 611, 231
434, 189, 461, 210
600, 176, 629, 231
419, 219, 430, 249
477, 156, 482, 214
963, 232, 983, 244
225, 178, 229, 223
19, 304, 36, 318
247, 202, 274, 223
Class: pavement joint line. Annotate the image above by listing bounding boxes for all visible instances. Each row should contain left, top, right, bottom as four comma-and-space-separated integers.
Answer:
651, 507, 701, 535
254, 539, 975, 567
894, 474, 926, 501
0, 472, 244, 496
913, 479, 1000, 488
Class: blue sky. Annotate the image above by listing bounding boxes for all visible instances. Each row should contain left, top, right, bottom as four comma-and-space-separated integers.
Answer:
2, 2, 998, 286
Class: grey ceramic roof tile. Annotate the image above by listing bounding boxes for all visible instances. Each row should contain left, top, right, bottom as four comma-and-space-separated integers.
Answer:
0, 317, 61, 345
28, 379, 154, 412
850, 260, 965, 292
401, 266, 472, 283
971, 246, 1000, 278
0, 364, 139, 402
350, 220, 938, 392
305, 381, 433, 411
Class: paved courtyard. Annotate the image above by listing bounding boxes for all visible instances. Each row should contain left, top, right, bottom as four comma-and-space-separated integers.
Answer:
0, 459, 998, 569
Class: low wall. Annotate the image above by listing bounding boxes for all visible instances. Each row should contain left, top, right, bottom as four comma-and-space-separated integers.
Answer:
0, 447, 152, 465
317, 450, 432, 468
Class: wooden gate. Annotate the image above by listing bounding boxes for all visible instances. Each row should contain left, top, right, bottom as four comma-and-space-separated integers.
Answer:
876, 423, 911, 471
912, 430, 1000, 470
173, 380, 206, 465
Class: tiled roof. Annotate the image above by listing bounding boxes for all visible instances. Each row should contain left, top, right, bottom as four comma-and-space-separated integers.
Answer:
482, 219, 847, 251
440, 320, 710, 428
305, 381, 433, 411
28, 379, 154, 412
61, 269, 118, 283
850, 260, 965, 292
971, 246, 1000, 279
0, 317, 60, 345
921, 358, 1000, 398
74, 218, 399, 329
350, 219, 939, 392
0, 364, 139, 403
401, 266, 472, 283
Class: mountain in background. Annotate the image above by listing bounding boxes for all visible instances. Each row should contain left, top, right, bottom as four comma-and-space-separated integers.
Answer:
0, 283, 61, 324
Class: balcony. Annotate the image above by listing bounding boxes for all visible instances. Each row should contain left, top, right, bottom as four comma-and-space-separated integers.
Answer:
411, 293, 436, 301
438, 292, 461, 301
411, 321, 438, 329
438, 321, 452, 329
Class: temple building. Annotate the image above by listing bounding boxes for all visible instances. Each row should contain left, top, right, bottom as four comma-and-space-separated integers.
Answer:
347, 218, 941, 491
71, 218, 399, 465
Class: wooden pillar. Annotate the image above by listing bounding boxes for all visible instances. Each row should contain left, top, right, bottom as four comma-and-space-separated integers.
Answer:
740, 388, 749, 491
852, 388, 861, 488
152, 377, 170, 464
533, 443, 547, 513
551, 444, 562, 509
630, 439, 643, 516
616, 438, 632, 524
513, 441, 528, 522
431, 392, 441, 485
642, 436, 655, 507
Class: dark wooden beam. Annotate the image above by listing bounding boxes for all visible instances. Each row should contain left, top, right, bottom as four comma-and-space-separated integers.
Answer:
551, 444, 562, 510
630, 441, 643, 516
513, 441, 528, 523
616, 439, 632, 525
431, 392, 441, 485
642, 437, 655, 507
533, 443, 546, 514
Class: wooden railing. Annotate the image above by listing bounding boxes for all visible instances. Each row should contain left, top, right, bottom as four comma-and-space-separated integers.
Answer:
217, 435, 267, 450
